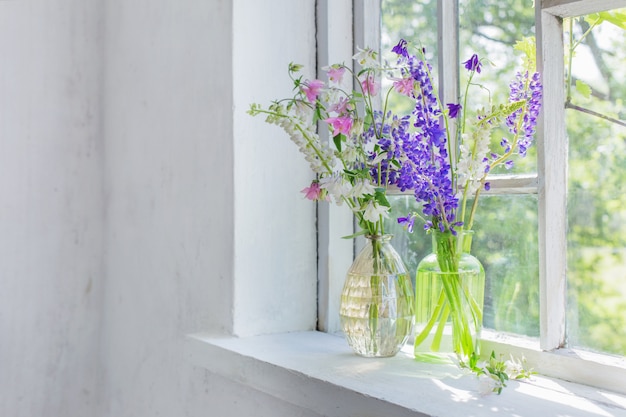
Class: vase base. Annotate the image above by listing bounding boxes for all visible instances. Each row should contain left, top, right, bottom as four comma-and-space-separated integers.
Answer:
413, 351, 455, 364
354, 350, 400, 358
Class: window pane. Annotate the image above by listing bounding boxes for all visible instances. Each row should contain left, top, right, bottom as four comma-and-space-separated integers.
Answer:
381, 0, 438, 120
386, 194, 540, 338
381, 0, 437, 66
565, 12, 626, 356
458, 0, 537, 174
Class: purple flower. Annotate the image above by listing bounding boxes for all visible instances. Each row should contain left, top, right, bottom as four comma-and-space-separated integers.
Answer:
392, 49, 458, 233
392, 39, 408, 57
447, 103, 462, 119
397, 214, 416, 233
506, 71, 543, 158
463, 54, 482, 73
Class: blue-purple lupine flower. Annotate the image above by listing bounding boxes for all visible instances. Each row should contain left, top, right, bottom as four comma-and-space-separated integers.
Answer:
366, 111, 411, 187
505, 71, 543, 157
463, 54, 482, 73
447, 103, 462, 118
394, 49, 459, 232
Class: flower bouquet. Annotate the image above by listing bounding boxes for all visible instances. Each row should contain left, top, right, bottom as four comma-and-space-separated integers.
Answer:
248, 37, 542, 360
248, 48, 421, 356
389, 38, 542, 361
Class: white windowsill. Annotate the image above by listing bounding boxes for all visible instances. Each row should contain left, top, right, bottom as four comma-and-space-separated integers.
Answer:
185, 331, 626, 417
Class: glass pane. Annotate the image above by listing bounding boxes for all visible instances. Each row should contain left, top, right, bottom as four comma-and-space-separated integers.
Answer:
381, 0, 438, 117
381, 0, 541, 339
381, 0, 438, 66
566, 11, 626, 356
458, 0, 537, 174
386, 194, 540, 338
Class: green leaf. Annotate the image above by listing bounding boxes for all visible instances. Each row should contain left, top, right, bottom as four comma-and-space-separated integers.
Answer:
576, 79, 592, 98
341, 229, 369, 240
598, 10, 626, 29
374, 188, 390, 207
583, 13, 604, 27
333, 134, 343, 153
513, 36, 537, 72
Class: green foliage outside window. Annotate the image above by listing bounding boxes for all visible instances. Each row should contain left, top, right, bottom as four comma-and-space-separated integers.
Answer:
382, 0, 626, 356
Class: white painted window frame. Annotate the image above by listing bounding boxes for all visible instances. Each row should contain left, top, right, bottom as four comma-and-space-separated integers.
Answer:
316, 0, 626, 394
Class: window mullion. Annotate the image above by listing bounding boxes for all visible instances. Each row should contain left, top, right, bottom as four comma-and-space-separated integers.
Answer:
316, 0, 355, 333
536, 6, 568, 351
437, 0, 459, 160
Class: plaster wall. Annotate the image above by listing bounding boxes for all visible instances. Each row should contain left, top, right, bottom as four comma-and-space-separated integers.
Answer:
101, 0, 318, 415
0, 0, 319, 415
0, 1, 104, 416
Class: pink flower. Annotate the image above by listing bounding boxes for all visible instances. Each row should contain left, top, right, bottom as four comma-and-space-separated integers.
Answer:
393, 77, 414, 97
325, 116, 353, 137
327, 97, 351, 115
301, 181, 323, 201
301, 79, 325, 103
360, 74, 379, 96
327, 66, 346, 84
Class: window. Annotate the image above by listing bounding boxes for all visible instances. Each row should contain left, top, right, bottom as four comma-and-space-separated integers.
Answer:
316, 0, 626, 393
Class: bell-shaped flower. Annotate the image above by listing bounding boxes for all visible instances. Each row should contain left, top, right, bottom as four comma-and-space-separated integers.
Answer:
353, 47, 379, 69
325, 116, 353, 137
463, 54, 482, 73
363, 200, 389, 223
301, 181, 323, 201
360, 73, 379, 96
349, 179, 376, 199
301, 79, 325, 103
326, 65, 346, 84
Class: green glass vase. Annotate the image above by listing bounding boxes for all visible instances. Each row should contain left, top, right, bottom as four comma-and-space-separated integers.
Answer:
414, 230, 485, 361
340, 235, 415, 357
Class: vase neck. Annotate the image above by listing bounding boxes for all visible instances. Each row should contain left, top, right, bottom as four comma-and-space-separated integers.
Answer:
365, 234, 393, 244
430, 230, 474, 254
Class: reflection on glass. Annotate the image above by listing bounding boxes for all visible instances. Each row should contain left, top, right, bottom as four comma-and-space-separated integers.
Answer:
565, 10, 626, 356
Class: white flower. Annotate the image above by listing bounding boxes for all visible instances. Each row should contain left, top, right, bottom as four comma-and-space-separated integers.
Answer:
476, 374, 498, 396
349, 179, 376, 199
457, 121, 492, 196
369, 150, 388, 166
293, 101, 314, 124
351, 118, 364, 137
362, 200, 389, 223
320, 173, 352, 205
505, 356, 527, 377
341, 144, 358, 165
353, 47, 379, 69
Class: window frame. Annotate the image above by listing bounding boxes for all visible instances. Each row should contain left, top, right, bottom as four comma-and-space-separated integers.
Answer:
315, 0, 626, 394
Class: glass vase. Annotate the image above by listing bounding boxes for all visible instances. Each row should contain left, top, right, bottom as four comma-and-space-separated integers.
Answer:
414, 230, 485, 362
339, 235, 415, 357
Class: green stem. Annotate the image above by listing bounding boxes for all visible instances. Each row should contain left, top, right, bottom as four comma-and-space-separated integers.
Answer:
414, 290, 446, 348
431, 303, 450, 351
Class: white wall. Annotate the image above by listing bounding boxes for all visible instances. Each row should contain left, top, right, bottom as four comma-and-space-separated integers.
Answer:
232, 0, 318, 337
101, 0, 318, 415
0, 0, 318, 415
0, 1, 104, 416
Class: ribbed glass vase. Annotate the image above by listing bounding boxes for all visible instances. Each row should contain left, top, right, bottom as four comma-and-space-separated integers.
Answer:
413, 230, 485, 362
339, 235, 415, 357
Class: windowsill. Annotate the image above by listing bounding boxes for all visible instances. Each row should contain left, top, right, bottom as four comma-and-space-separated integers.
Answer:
185, 331, 626, 417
